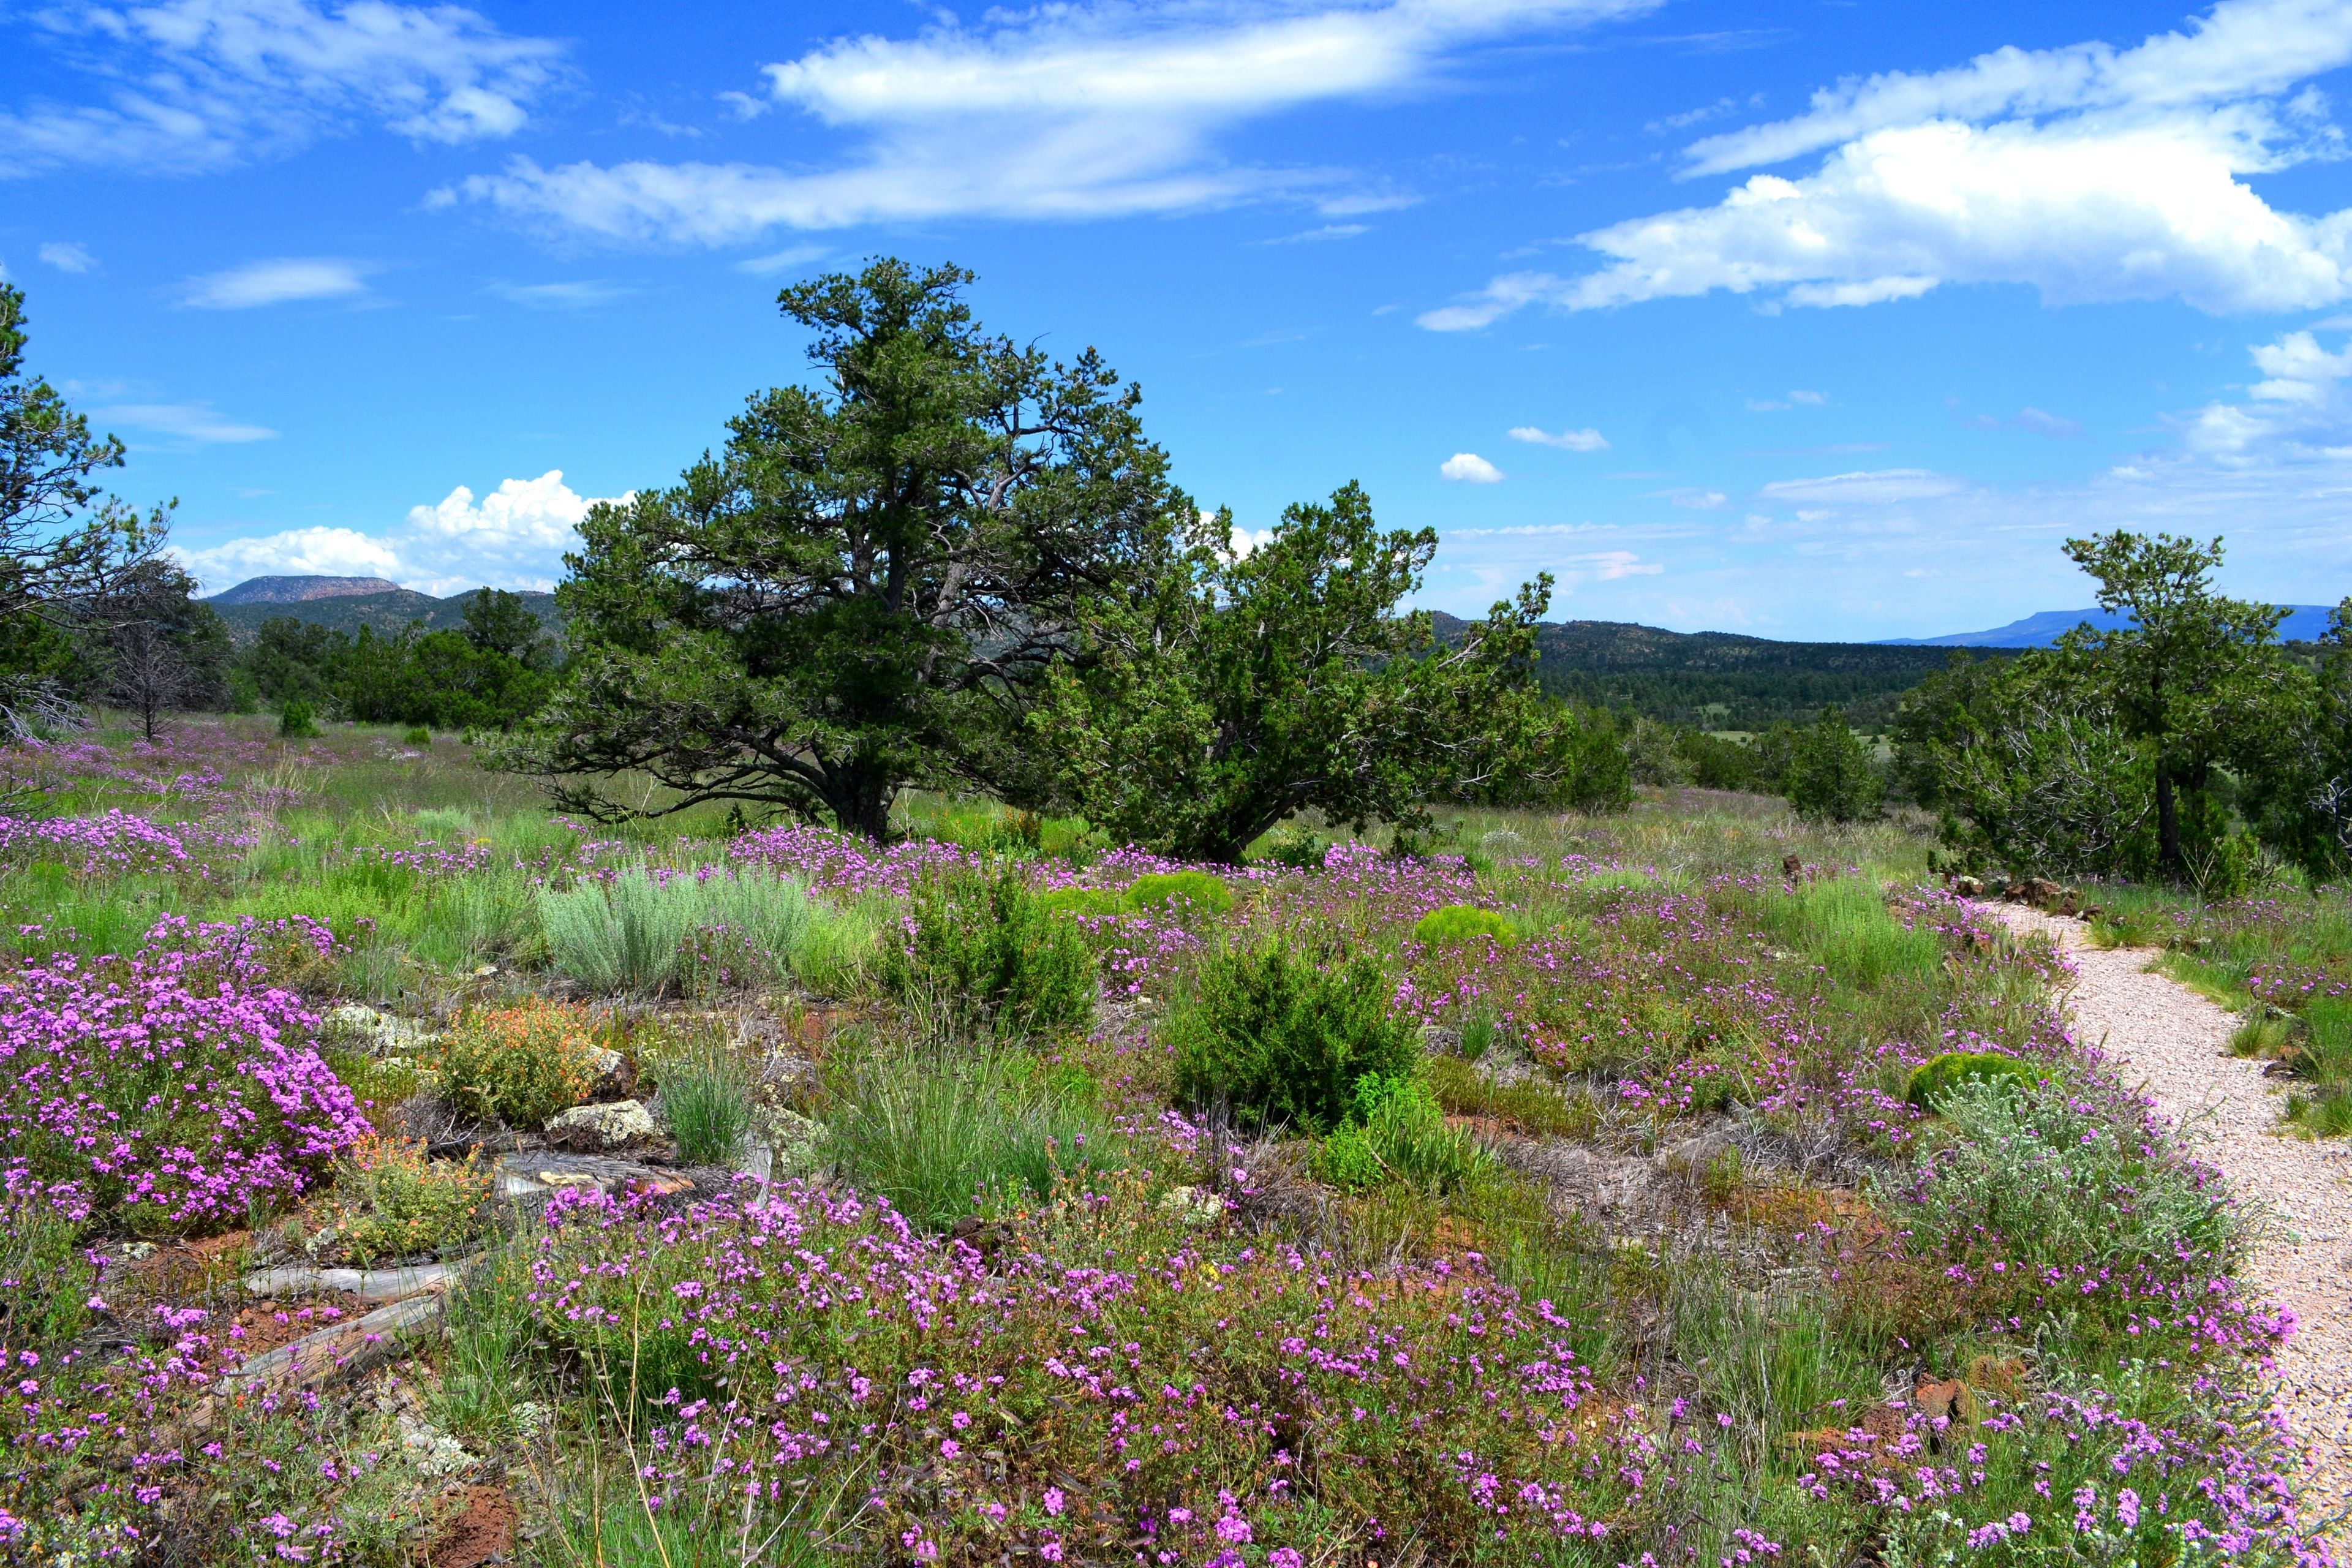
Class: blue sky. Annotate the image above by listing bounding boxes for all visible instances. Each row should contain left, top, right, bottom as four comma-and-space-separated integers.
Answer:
6, 0, 2351, 640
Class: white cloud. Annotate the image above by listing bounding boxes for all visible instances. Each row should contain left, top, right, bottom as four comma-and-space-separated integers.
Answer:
1509, 424, 1608, 450
1421, 0, 2352, 327
1, 0, 567, 177
489, 280, 636, 309
1665, 489, 1727, 510
1577, 549, 1664, 579
181, 257, 372, 309
39, 242, 96, 273
1757, 469, 1971, 505
1441, 451, 1504, 483
175, 526, 404, 586
92, 401, 276, 444
406, 470, 603, 552
1259, 224, 1371, 244
1787, 390, 1827, 405
734, 244, 829, 277
178, 470, 628, 596
438, 0, 1656, 244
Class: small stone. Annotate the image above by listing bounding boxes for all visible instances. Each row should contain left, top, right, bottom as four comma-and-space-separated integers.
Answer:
396, 1414, 475, 1478
543, 1099, 658, 1151
1157, 1185, 1227, 1226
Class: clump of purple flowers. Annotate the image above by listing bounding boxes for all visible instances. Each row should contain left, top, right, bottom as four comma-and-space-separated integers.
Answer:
0, 914, 371, 1234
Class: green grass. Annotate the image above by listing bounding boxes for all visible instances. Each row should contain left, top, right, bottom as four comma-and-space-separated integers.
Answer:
825, 1044, 1123, 1231
1758, 876, 1944, 990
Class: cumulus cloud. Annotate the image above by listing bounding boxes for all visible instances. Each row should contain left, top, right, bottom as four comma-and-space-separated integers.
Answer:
1420, 0, 2352, 327
181, 257, 372, 308
176, 526, 404, 587
39, 242, 96, 273
1440, 451, 1504, 483
1509, 424, 1608, 450
438, 0, 1654, 244
92, 401, 277, 444
177, 469, 627, 596
1, 0, 567, 177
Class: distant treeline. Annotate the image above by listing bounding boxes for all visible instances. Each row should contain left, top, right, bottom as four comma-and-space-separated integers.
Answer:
1431, 614, 2015, 731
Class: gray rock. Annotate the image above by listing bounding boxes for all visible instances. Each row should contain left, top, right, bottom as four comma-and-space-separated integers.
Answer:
757, 1106, 829, 1179
322, 1003, 441, 1058
491, 1151, 694, 1205
243, 1262, 464, 1301
543, 1099, 657, 1151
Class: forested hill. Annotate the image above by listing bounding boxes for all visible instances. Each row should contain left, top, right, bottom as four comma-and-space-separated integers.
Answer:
205, 584, 561, 644
1430, 614, 1999, 731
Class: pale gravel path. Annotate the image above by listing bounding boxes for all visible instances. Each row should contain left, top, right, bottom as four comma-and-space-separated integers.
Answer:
1996, 906, 2352, 1531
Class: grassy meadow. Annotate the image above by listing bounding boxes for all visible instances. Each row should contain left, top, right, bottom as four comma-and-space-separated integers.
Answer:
0, 713, 2337, 1565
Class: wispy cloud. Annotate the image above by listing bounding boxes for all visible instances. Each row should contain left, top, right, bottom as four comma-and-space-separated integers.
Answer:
437, 0, 1657, 244
1420, 0, 2352, 328
1509, 424, 1608, 450
1, 0, 568, 178
1259, 223, 1372, 244
1757, 469, 1970, 505
180, 257, 373, 309
93, 402, 276, 445
489, 280, 636, 309
1968, 405, 2086, 438
38, 242, 96, 273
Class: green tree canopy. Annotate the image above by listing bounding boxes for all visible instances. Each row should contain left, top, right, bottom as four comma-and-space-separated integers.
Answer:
0, 283, 168, 734
1034, 482, 1577, 862
495, 258, 1184, 837
2060, 531, 2298, 876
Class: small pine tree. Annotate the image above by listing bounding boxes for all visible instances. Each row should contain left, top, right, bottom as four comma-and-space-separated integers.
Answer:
1784, 706, 1882, 822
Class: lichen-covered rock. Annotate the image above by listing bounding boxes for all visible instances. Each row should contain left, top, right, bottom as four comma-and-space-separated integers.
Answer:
323, 1003, 442, 1058
543, 1098, 658, 1151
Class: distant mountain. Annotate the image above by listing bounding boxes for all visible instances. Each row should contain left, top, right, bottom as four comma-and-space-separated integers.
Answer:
1432, 614, 1994, 730
1882, 605, 2342, 647
202, 576, 560, 644
208, 575, 403, 605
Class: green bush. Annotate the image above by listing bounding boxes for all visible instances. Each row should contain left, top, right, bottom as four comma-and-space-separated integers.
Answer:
1121, 870, 1234, 918
829, 1047, 1120, 1231
402, 726, 432, 745
1910, 1074, 2241, 1318
319, 1136, 490, 1265
1313, 1072, 1487, 1193
1905, 1050, 2038, 1113
793, 899, 882, 996
278, 699, 320, 739
1411, 904, 1518, 948
1783, 706, 1882, 823
1168, 941, 1419, 1132
537, 862, 809, 995
888, 870, 1096, 1037
1256, 824, 1330, 870
1036, 887, 1122, 920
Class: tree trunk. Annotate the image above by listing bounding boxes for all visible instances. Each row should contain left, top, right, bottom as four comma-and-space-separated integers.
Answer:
2155, 764, 2180, 876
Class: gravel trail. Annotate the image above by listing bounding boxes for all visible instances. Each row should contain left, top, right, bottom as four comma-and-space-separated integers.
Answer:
1997, 905, 2352, 1529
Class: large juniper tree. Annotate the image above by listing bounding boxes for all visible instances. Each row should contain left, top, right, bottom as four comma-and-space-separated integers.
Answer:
0, 283, 167, 734
498, 259, 1185, 836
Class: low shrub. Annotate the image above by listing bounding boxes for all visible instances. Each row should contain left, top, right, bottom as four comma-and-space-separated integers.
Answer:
1168, 941, 1419, 1132
827, 1047, 1118, 1230
402, 725, 432, 745
1907, 1074, 2250, 1340
1314, 1072, 1487, 1193
1256, 823, 1329, 870
433, 997, 597, 1128
316, 1136, 489, 1265
1120, 870, 1234, 918
278, 699, 320, 739
887, 870, 1096, 1037
1036, 886, 1121, 919
0, 919, 370, 1234
1904, 1050, 2038, 1112
1412, 903, 1518, 948
792, 898, 881, 996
